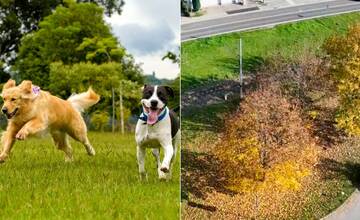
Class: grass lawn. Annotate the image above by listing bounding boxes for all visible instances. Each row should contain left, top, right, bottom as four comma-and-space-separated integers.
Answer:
181, 12, 360, 89
0, 132, 180, 219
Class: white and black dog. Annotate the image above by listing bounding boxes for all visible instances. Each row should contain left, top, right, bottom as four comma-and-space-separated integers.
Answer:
135, 85, 180, 180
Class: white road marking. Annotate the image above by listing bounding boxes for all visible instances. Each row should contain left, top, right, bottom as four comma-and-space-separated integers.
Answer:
182, 2, 358, 34
286, 0, 295, 5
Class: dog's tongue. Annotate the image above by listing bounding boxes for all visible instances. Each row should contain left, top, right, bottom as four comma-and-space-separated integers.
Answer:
147, 109, 159, 125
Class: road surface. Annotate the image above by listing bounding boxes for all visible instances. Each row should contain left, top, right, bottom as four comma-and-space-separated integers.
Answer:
181, 0, 360, 41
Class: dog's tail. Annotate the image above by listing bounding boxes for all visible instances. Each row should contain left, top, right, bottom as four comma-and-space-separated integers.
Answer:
67, 87, 100, 112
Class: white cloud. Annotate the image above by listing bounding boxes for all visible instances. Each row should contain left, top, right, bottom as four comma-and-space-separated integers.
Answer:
106, 0, 180, 80
137, 52, 179, 79
112, 21, 175, 56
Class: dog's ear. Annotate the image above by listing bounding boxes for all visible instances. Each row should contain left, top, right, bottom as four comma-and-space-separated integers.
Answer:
19, 80, 38, 99
2, 79, 16, 91
19, 80, 32, 93
142, 84, 148, 91
164, 86, 174, 98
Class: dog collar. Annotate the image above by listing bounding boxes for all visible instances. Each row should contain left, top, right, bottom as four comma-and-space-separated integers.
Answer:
32, 86, 41, 97
139, 107, 168, 124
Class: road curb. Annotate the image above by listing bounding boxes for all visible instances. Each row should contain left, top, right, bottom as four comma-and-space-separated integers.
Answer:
321, 189, 360, 220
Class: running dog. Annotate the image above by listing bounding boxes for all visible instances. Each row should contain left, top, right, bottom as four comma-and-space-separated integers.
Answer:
135, 85, 180, 180
0, 79, 100, 162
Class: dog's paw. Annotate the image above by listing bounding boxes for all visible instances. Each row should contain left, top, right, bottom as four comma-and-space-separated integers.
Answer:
158, 170, 167, 180
139, 172, 148, 181
64, 155, 74, 163
15, 131, 28, 140
160, 166, 169, 173
87, 148, 95, 156
0, 154, 8, 163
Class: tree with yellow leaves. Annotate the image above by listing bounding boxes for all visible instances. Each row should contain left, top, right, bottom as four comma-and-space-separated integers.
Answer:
216, 84, 317, 192
323, 24, 360, 135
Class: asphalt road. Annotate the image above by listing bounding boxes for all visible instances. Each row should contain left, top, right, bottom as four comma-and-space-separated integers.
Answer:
181, 0, 360, 41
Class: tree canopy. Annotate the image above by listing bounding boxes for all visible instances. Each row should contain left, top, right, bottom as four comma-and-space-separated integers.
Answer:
324, 24, 360, 135
13, 1, 142, 89
0, 0, 181, 132
0, 0, 124, 80
49, 62, 122, 97
7, 1, 144, 132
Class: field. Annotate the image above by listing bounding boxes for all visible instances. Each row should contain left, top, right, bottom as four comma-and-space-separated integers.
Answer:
0, 132, 180, 219
181, 12, 360, 89
181, 12, 360, 219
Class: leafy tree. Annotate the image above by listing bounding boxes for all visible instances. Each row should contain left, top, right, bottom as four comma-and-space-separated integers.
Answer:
85, 0, 124, 16
91, 110, 109, 131
122, 55, 144, 84
11, 1, 144, 132
0, 61, 10, 82
117, 80, 141, 133
14, 1, 112, 86
77, 37, 125, 64
49, 62, 141, 121
14, 1, 142, 89
49, 62, 121, 97
0, 0, 124, 81
0, 0, 62, 70
162, 51, 180, 64
161, 50, 180, 110
323, 24, 360, 135
76, 36, 143, 86
168, 76, 180, 110
215, 85, 317, 193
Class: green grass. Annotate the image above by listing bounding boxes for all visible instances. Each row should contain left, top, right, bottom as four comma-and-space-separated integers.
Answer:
181, 12, 360, 89
299, 179, 354, 219
0, 132, 180, 219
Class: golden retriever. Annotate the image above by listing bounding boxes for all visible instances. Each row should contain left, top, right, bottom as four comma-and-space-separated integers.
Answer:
0, 79, 100, 163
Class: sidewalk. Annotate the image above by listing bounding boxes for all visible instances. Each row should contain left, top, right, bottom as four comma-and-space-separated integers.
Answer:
322, 189, 360, 220
182, 0, 336, 24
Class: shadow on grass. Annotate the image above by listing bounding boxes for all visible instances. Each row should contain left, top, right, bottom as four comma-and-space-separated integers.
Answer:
182, 100, 239, 134
186, 201, 217, 212
181, 149, 236, 212
317, 158, 360, 188
272, 62, 344, 149
181, 77, 259, 139
182, 56, 264, 91
214, 56, 265, 74
181, 79, 251, 211
297, 93, 345, 149
312, 117, 345, 149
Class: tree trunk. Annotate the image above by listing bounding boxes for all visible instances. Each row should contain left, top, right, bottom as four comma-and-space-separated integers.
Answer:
111, 87, 115, 133
119, 85, 124, 134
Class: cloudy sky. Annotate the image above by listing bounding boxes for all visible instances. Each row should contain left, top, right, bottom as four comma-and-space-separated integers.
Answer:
105, 1, 180, 80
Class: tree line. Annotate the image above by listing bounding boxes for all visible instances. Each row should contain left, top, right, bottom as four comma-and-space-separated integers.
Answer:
0, 0, 146, 132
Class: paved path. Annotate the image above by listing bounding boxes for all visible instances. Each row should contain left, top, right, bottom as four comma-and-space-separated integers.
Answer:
322, 189, 360, 220
182, 0, 334, 24
182, 0, 360, 41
